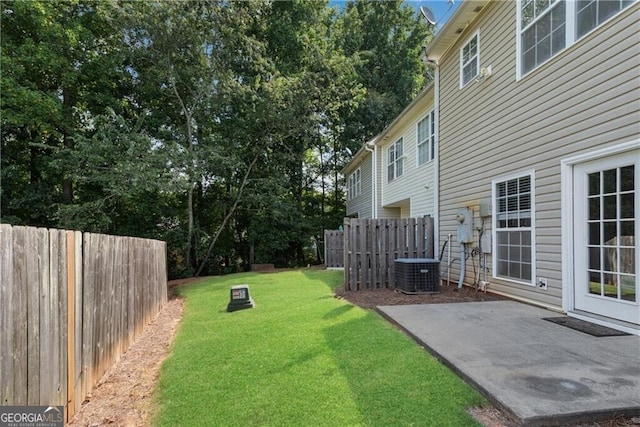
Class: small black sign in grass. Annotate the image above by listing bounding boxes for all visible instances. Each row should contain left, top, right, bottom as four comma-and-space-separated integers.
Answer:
543, 317, 630, 337
227, 284, 255, 312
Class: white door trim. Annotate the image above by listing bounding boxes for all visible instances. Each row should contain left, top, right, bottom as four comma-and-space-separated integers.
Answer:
561, 140, 640, 332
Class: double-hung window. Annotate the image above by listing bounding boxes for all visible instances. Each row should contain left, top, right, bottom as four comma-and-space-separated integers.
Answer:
493, 172, 535, 284
518, 0, 634, 77
348, 168, 361, 200
520, 0, 566, 76
460, 32, 479, 87
387, 138, 404, 182
576, 0, 635, 38
417, 110, 435, 166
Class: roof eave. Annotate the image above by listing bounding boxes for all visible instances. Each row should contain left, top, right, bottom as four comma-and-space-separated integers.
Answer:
341, 138, 375, 175
373, 82, 434, 146
342, 80, 435, 175
425, 0, 491, 62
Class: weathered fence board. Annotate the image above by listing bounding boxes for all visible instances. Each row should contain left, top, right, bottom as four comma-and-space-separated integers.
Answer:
0, 224, 13, 405
324, 229, 344, 268
12, 226, 28, 405
343, 217, 435, 291
65, 231, 76, 418
0, 225, 167, 422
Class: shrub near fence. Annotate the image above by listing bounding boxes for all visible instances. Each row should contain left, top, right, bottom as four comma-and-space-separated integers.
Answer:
343, 217, 434, 291
0, 225, 167, 421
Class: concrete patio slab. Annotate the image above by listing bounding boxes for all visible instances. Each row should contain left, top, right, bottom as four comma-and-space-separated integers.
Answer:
376, 301, 640, 426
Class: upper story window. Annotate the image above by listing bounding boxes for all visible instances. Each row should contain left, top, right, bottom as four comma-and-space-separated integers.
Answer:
493, 171, 535, 284
348, 168, 361, 200
387, 138, 404, 182
460, 32, 479, 87
518, 0, 634, 77
520, 0, 566, 75
576, 0, 635, 38
417, 110, 435, 166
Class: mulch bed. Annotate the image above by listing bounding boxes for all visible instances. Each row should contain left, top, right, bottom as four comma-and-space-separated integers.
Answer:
335, 281, 506, 309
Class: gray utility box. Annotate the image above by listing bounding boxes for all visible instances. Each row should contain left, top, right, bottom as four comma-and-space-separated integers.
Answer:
394, 258, 440, 294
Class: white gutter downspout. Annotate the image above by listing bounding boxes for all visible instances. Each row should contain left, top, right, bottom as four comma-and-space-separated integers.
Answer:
365, 142, 377, 218
423, 58, 440, 257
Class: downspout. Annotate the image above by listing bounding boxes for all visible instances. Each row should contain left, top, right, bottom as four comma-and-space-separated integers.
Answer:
365, 142, 377, 218
433, 62, 440, 258
423, 56, 440, 260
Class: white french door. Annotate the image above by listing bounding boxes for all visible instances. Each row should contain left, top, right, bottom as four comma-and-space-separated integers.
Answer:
573, 151, 640, 325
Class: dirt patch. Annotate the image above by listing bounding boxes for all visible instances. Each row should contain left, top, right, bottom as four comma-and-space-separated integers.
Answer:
68, 296, 184, 427
167, 276, 208, 288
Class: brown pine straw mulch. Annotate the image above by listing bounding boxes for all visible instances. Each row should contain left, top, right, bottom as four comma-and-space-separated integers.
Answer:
334, 279, 506, 308
68, 275, 638, 427
67, 296, 185, 427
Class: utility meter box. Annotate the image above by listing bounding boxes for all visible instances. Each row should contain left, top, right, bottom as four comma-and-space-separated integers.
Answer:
456, 208, 474, 243
479, 198, 492, 217
481, 233, 492, 254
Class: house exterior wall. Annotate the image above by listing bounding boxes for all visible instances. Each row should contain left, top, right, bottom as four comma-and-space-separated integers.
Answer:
345, 151, 373, 218
379, 90, 437, 219
437, 1, 639, 309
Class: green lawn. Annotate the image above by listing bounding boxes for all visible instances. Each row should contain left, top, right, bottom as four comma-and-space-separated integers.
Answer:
153, 269, 486, 426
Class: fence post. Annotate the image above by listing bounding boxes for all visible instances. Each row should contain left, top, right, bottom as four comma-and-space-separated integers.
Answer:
426, 216, 435, 259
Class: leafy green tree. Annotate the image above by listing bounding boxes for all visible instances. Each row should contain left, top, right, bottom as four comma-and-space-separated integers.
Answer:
56, 110, 175, 235
231, 0, 363, 268
1, 0, 130, 226
334, 0, 432, 150
2, 0, 432, 278
122, 1, 221, 273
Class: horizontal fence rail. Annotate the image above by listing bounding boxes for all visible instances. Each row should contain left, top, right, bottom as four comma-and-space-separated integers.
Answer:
0, 225, 167, 421
343, 217, 434, 291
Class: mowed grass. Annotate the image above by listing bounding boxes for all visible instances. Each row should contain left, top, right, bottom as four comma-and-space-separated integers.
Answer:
153, 269, 486, 426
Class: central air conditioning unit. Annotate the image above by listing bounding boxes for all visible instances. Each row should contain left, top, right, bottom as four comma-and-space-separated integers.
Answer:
394, 258, 440, 294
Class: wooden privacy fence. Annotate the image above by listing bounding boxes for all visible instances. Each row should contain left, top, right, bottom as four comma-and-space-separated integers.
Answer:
0, 225, 167, 421
324, 229, 344, 268
343, 217, 434, 291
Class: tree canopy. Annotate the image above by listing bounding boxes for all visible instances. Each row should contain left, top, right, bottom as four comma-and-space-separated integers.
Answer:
1, 0, 433, 278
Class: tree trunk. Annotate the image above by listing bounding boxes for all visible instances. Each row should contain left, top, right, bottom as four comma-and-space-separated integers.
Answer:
62, 87, 75, 204
186, 186, 194, 271
195, 154, 260, 277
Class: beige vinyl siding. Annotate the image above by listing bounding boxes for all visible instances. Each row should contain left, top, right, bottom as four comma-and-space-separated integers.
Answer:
438, 1, 639, 309
345, 154, 373, 218
380, 105, 437, 219
409, 161, 435, 218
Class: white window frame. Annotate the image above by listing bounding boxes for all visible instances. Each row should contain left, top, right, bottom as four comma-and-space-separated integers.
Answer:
348, 168, 361, 200
460, 31, 479, 88
417, 110, 436, 166
576, 0, 636, 38
387, 138, 404, 182
492, 170, 536, 286
516, 0, 635, 79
